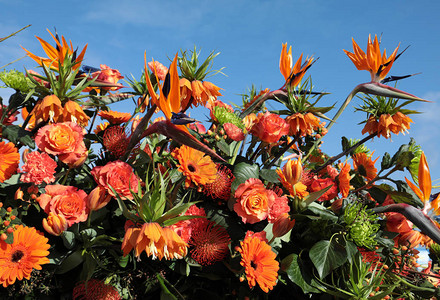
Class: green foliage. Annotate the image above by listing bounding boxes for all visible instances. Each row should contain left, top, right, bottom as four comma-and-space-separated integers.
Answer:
0, 69, 34, 93
343, 202, 379, 248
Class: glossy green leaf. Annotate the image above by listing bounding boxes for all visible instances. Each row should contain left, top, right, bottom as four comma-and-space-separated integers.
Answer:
310, 239, 347, 279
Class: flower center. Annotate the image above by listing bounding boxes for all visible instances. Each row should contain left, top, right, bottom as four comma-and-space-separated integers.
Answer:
187, 163, 196, 173
250, 260, 257, 269
11, 250, 24, 263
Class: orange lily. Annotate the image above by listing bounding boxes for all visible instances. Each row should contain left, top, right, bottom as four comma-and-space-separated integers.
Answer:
22, 29, 87, 72
343, 35, 399, 82
279, 43, 314, 88
405, 152, 440, 214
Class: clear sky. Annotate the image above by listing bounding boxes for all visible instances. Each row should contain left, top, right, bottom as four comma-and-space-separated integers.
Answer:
1, 0, 440, 185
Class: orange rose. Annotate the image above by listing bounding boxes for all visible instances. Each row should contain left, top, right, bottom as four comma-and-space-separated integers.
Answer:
234, 178, 270, 224
35, 122, 87, 165
38, 185, 89, 227
250, 111, 289, 143
91, 161, 139, 200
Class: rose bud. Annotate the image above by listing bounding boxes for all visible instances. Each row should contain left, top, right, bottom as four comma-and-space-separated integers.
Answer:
42, 212, 68, 236
272, 213, 295, 238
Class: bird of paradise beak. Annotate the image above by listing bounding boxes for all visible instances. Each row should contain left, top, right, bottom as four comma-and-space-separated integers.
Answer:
140, 52, 225, 162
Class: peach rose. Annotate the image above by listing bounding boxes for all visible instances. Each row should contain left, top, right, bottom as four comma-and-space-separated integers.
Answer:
250, 111, 289, 143
35, 122, 87, 165
234, 178, 272, 224
91, 161, 139, 200
38, 185, 89, 227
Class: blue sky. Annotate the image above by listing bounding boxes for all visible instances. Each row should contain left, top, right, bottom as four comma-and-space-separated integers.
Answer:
1, 0, 440, 185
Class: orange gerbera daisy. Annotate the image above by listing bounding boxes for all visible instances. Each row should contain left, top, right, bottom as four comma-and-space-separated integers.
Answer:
0, 141, 20, 183
0, 225, 50, 287
338, 162, 352, 198
285, 112, 321, 137
172, 145, 217, 189
343, 34, 399, 82
280, 43, 314, 88
238, 236, 279, 293
352, 152, 379, 181
362, 112, 413, 139
22, 29, 87, 72
98, 110, 131, 125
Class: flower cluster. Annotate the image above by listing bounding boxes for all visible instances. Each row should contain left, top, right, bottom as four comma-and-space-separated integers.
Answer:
0, 28, 438, 300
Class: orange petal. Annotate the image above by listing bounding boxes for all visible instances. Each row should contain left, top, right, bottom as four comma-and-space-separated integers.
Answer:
405, 176, 424, 203
418, 152, 432, 202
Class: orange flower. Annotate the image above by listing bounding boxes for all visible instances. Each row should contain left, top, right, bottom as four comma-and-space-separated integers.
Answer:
87, 186, 112, 211
238, 236, 279, 293
61, 100, 89, 126
30, 94, 63, 124
0, 141, 19, 183
203, 165, 235, 201
352, 152, 379, 181
172, 145, 217, 189
134, 222, 187, 260
103, 125, 131, 158
179, 79, 222, 110
21, 151, 57, 185
83, 64, 124, 93
338, 162, 352, 198
280, 43, 314, 88
148, 61, 168, 81
343, 34, 399, 82
277, 159, 309, 198
405, 152, 440, 214
37, 185, 89, 226
285, 112, 321, 137
93, 122, 110, 134
121, 221, 141, 257
42, 212, 68, 236
362, 112, 413, 139
250, 111, 289, 143
73, 279, 121, 300
272, 213, 295, 238
35, 122, 87, 165
234, 178, 270, 224
22, 29, 87, 72
91, 161, 140, 201
98, 110, 131, 125
189, 220, 230, 266
0, 225, 50, 287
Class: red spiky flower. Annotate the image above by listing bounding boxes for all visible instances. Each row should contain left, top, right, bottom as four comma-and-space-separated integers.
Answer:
203, 165, 235, 201
189, 220, 231, 266
73, 279, 121, 300
103, 126, 131, 158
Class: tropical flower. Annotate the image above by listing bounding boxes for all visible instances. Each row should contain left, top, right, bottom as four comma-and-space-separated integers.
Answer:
250, 111, 289, 143
73, 279, 121, 300
21, 151, 57, 185
37, 185, 89, 227
35, 122, 87, 165
343, 34, 399, 82
203, 165, 235, 201
102, 125, 131, 158
285, 112, 322, 137
362, 112, 413, 139
189, 220, 230, 266
30, 94, 63, 124
405, 152, 440, 214
98, 110, 131, 124
238, 236, 279, 293
280, 43, 314, 88
338, 162, 352, 198
0, 141, 20, 183
22, 29, 87, 72
352, 152, 378, 181
0, 225, 50, 287
172, 145, 217, 189
91, 161, 140, 200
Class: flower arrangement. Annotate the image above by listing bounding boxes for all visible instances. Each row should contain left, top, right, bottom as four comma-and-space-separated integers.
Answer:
0, 26, 439, 299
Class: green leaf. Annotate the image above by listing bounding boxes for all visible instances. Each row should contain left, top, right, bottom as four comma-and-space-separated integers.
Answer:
56, 250, 84, 274
343, 239, 358, 264
80, 253, 97, 282
282, 253, 320, 293
260, 169, 280, 183
303, 184, 333, 206
307, 202, 338, 221
381, 152, 392, 170
341, 136, 350, 153
309, 239, 347, 279
156, 201, 196, 225
157, 274, 178, 300
61, 231, 76, 249
2, 125, 35, 148
231, 162, 259, 193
